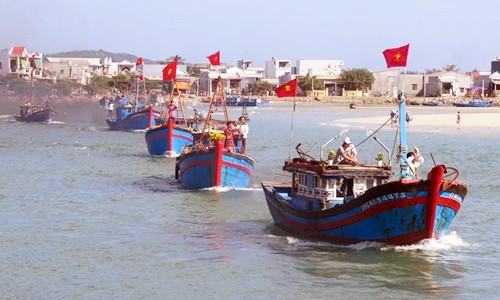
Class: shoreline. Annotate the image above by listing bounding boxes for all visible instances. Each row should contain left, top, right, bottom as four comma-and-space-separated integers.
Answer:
1, 95, 499, 129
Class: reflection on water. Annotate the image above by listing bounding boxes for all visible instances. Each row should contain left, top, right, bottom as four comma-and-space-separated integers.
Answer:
264, 229, 470, 297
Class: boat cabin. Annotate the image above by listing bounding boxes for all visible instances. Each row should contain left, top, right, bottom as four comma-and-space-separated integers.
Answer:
285, 161, 394, 211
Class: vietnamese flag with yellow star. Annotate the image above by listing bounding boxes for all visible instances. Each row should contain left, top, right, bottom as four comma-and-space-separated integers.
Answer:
383, 44, 409, 68
207, 51, 220, 65
276, 78, 297, 98
162, 60, 177, 81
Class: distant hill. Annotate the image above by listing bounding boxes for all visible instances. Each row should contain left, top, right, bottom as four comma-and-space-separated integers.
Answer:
44, 49, 156, 64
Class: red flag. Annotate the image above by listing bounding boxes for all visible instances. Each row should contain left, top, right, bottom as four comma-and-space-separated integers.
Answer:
162, 60, 177, 81
276, 78, 297, 98
383, 44, 409, 68
136, 57, 143, 66
138, 74, 144, 82
207, 51, 220, 65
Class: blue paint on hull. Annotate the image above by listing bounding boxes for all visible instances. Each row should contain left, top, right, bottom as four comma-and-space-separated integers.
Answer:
263, 184, 463, 245
177, 150, 254, 189
145, 125, 194, 156
106, 110, 159, 131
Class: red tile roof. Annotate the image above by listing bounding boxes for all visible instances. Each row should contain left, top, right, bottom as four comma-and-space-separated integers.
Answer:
11, 46, 26, 56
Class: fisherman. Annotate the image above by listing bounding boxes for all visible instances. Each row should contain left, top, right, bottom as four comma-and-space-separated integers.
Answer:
390, 109, 398, 124
406, 147, 424, 179
335, 137, 358, 166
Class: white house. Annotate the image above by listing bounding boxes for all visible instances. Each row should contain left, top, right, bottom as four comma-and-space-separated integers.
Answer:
295, 59, 343, 77
264, 57, 292, 79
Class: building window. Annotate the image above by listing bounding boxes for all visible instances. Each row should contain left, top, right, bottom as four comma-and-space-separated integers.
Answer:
60, 69, 64, 75
412, 84, 418, 90
460, 88, 464, 93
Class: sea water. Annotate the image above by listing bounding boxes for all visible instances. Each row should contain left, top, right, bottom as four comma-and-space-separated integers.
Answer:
1, 103, 499, 299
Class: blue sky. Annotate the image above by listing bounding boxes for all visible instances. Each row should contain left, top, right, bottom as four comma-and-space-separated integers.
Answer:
1, 0, 497, 72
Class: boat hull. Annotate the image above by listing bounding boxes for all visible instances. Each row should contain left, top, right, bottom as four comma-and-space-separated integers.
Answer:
145, 124, 194, 156
14, 109, 55, 122
453, 101, 493, 107
106, 110, 160, 131
176, 147, 254, 189
262, 166, 467, 245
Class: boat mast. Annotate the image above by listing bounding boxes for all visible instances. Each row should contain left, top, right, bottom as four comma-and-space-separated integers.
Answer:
398, 89, 408, 177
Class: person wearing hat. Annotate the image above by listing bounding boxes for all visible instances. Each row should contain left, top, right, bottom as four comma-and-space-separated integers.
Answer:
405, 147, 424, 179
335, 137, 358, 165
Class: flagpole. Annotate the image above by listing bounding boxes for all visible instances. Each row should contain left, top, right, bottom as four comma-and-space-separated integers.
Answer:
287, 79, 297, 160
287, 98, 296, 160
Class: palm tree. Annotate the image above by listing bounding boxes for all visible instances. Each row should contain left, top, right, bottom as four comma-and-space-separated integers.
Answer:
443, 64, 460, 72
168, 55, 185, 64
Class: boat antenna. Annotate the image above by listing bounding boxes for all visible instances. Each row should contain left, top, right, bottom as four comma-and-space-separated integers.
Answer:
430, 152, 437, 166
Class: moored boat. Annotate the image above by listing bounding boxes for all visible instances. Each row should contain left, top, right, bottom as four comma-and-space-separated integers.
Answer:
262, 91, 468, 245
453, 99, 493, 107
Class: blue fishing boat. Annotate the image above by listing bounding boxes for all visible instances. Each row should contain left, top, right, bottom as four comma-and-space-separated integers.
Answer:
175, 76, 255, 189
144, 79, 201, 156
175, 138, 254, 189
106, 99, 160, 131
237, 97, 270, 107
453, 99, 494, 107
14, 104, 56, 122
145, 117, 195, 156
262, 91, 468, 245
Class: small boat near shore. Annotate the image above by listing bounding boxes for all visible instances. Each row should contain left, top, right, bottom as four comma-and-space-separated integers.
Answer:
14, 104, 56, 122
453, 99, 493, 107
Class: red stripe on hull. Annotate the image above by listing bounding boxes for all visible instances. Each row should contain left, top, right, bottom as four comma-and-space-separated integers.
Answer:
268, 194, 460, 232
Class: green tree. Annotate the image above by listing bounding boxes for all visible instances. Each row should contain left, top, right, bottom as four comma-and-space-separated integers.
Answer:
339, 68, 374, 91
109, 73, 132, 93
247, 81, 273, 95
84, 75, 113, 96
297, 74, 323, 93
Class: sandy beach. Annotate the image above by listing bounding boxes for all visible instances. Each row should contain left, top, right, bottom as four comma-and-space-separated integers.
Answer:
330, 106, 500, 129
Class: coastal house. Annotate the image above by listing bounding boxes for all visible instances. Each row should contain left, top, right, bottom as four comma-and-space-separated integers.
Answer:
296, 59, 344, 96
489, 72, 500, 96
237, 58, 264, 85
470, 71, 491, 97
8, 46, 43, 79
198, 66, 249, 95
370, 70, 424, 98
45, 57, 101, 83
265, 57, 292, 79
423, 71, 472, 97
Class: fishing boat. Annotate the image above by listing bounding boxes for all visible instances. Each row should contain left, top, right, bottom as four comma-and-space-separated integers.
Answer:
13, 71, 56, 123
106, 99, 161, 131
175, 76, 255, 189
453, 99, 494, 107
145, 77, 197, 157
14, 104, 56, 122
262, 91, 468, 245
237, 97, 270, 107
